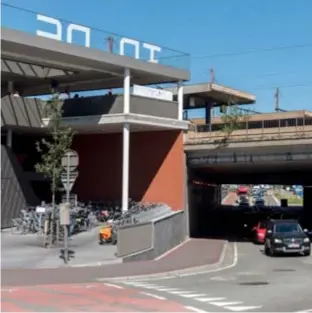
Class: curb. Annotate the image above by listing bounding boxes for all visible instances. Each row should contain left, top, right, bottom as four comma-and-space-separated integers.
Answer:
97, 240, 230, 282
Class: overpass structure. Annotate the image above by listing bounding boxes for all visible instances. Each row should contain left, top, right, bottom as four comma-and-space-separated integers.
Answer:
185, 110, 312, 185
184, 109, 312, 235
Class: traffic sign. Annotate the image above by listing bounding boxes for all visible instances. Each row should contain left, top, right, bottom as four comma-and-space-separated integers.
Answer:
62, 150, 79, 172
61, 170, 79, 192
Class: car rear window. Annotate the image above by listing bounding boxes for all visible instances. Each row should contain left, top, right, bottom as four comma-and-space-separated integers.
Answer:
275, 223, 301, 233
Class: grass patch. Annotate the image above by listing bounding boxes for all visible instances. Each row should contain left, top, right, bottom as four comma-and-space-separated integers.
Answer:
275, 193, 303, 205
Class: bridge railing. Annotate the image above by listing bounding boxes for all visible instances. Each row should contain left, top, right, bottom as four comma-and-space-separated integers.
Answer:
185, 116, 312, 144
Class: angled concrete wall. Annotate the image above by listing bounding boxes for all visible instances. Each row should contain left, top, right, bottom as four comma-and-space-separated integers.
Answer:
120, 211, 186, 262
1, 145, 39, 228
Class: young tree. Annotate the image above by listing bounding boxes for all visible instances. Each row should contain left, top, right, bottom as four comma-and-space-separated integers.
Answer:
35, 93, 74, 245
219, 103, 249, 144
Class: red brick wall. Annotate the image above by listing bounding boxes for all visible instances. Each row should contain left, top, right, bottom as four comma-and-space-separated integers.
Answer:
72, 130, 184, 210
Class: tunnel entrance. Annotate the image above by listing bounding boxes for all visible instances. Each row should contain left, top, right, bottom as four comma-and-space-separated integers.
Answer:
186, 164, 312, 241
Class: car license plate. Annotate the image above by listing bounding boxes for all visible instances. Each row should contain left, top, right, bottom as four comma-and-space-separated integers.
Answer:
288, 243, 300, 248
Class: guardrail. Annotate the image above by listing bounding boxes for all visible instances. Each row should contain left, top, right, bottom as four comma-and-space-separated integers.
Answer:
186, 116, 312, 144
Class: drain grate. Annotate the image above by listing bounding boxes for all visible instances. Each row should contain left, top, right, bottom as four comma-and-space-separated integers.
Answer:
273, 269, 295, 272
239, 282, 269, 286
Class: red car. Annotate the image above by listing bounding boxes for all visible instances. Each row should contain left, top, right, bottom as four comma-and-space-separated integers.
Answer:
252, 221, 267, 244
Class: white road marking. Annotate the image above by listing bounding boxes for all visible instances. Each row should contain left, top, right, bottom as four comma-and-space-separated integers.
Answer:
140, 291, 166, 300
210, 301, 243, 306
225, 306, 262, 311
195, 297, 225, 302
97, 241, 238, 282
124, 282, 162, 289
155, 238, 191, 260
210, 276, 235, 281
156, 288, 181, 291
169, 290, 194, 295
139, 285, 163, 289
0, 288, 17, 293
104, 283, 124, 289
180, 293, 207, 298
152, 241, 239, 280
185, 306, 209, 313
123, 282, 151, 286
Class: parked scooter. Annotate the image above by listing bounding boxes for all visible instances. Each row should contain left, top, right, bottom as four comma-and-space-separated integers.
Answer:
99, 223, 117, 245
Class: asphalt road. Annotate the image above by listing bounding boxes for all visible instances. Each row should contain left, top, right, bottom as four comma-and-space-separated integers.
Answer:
264, 194, 280, 206
113, 241, 312, 312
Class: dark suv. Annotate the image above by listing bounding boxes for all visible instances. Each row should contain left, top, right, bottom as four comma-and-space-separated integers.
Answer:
264, 219, 311, 256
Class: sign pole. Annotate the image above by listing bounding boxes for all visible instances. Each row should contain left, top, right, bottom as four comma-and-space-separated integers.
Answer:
66, 153, 70, 203
64, 221, 69, 263
64, 154, 71, 263
61, 150, 79, 264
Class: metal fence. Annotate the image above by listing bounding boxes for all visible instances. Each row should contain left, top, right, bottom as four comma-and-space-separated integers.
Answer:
186, 116, 312, 144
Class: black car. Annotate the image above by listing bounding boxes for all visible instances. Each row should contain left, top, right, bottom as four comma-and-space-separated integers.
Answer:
255, 198, 265, 207
264, 219, 311, 256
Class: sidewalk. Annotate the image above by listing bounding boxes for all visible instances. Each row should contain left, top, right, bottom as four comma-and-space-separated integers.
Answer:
1, 238, 225, 287
222, 192, 237, 205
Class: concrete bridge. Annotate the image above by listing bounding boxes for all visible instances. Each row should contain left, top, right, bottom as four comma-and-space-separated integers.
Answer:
184, 111, 312, 186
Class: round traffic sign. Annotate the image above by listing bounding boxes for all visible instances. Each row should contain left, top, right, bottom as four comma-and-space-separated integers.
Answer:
61, 150, 79, 172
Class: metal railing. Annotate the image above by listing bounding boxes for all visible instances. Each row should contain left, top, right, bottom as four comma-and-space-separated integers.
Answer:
186, 116, 312, 144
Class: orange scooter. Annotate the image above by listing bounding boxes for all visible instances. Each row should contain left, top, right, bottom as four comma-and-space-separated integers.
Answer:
99, 223, 117, 245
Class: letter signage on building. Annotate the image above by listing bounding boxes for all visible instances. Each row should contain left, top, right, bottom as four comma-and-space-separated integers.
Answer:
132, 85, 173, 101
36, 14, 162, 63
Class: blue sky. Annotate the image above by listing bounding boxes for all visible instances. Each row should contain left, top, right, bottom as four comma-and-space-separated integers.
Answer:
2, 0, 312, 117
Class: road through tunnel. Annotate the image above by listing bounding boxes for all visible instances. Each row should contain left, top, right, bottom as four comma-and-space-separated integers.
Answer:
186, 161, 312, 241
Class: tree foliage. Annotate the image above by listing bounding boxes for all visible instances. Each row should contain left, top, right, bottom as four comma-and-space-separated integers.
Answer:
35, 93, 75, 197
219, 104, 249, 142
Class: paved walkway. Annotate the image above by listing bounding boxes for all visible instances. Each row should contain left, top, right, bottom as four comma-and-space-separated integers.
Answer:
1, 283, 192, 312
222, 192, 237, 205
2, 239, 224, 287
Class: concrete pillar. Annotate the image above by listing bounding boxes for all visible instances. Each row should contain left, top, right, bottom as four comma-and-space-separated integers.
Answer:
8, 81, 14, 94
303, 186, 312, 213
205, 102, 212, 130
183, 153, 190, 238
122, 68, 130, 212
177, 81, 184, 120
7, 129, 13, 148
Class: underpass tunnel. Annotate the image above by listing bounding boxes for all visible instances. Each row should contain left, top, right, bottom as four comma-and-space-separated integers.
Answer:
187, 164, 312, 241
187, 168, 222, 238
303, 186, 312, 224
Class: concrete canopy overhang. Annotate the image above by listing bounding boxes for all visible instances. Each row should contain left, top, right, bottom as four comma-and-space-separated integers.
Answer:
1, 28, 190, 97
166, 83, 256, 109
40, 113, 189, 134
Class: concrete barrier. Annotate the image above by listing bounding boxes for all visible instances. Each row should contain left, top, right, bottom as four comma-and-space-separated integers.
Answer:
117, 210, 186, 262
